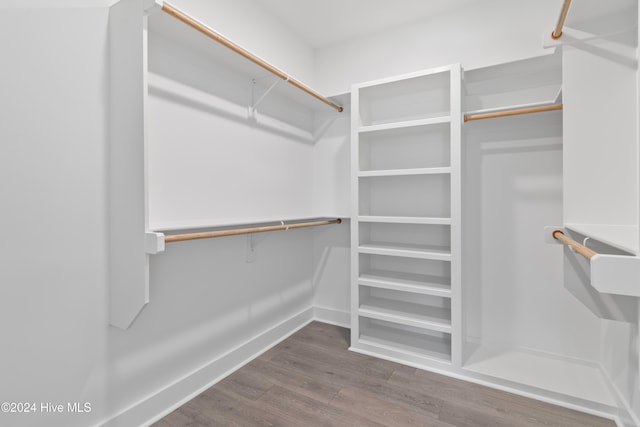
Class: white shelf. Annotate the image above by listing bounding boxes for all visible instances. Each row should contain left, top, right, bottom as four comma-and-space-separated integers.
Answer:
359, 271, 451, 298
359, 167, 451, 178
358, 322, 452, 363
358, 243, 451, 261
151, 215, 337, 232
463, 54, 562, 115
358, 116, 450, 133
359, 296, 451, 333
464, 346, 616, 407
356, 64, 454, 88
564, 223, 639, 255
148, 12, 342, 113
358, 216, 451, 225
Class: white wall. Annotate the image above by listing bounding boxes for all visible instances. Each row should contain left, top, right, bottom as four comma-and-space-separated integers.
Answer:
315, 0, 558, 95
0, 3, 111, 427
312, 103, 351, 218
161, 0, 316, 88
146, 25, 317, 228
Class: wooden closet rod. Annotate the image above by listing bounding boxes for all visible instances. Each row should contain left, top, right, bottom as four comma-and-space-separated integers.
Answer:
165, 218, 342, 243
552, 230, 597, 260
161, 2, 343, 113
551, 0, 572, 39
463, 103, 563, 122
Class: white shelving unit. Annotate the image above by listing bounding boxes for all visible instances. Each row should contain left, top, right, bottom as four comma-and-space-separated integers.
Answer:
350, 65, 462, 367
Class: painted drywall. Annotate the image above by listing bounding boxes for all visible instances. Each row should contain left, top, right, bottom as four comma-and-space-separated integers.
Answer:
146, 9, 324, 228
159, 0, 317, 89
315, 0, 559, 95
0, 3, 112, 427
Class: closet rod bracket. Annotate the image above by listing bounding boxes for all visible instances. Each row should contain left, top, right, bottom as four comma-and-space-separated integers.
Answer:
249, 76, 286, 116
146, 231, 166, 254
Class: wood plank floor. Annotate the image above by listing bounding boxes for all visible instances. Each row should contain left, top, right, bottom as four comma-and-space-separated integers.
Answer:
153, 321, 616, 427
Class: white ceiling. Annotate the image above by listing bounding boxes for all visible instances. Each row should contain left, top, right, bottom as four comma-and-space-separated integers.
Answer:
259, 0, 484, 48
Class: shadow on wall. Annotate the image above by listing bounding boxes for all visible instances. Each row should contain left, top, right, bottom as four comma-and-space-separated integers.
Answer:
147, 13, 316, 143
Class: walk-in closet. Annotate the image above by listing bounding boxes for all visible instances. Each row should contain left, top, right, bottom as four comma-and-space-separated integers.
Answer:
2, 0, 639, 426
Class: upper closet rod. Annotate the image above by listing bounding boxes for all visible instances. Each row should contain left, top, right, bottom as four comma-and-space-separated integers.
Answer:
551, 0, 572, 39
160, 2, 343, 113
552, 229, 597, 260
165, 218, 342, 243
464, 103, 563, 122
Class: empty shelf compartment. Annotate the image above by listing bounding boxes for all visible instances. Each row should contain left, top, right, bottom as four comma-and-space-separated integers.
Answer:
359, 317, 452, 363
359, 174, 451, 218
464, 55, 562, 113
359, 286, 451, 332
359, 123, 451, 172
358, 70, 451, 126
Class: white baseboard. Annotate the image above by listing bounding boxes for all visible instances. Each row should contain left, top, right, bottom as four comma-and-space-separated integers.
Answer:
101, 307, 314, 427
313, 306, 349, 327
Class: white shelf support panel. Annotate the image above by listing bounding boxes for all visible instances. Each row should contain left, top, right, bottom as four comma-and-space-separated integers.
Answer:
358, 116, 451, 133
358, 167, 451, 178
109, 0, 149, 330
547, 227, 640, 297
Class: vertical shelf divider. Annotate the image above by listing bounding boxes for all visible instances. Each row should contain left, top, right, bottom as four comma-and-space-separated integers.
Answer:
449, 65, 462, 367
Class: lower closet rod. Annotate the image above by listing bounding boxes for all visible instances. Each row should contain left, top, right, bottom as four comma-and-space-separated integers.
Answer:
552, 230, 597, 260
165, 218, 342, 243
